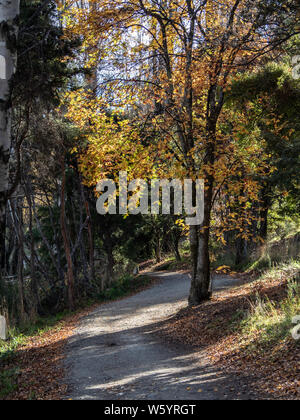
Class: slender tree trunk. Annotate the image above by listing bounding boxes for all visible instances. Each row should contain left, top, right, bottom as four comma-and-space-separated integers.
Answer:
260, 206, 269, 241
172, 235, 181, 262
0, 212, 6, 272
43, 189, 64, 281
27, 191, 38, 316
0, 0, 20, 283
79, 237, 89, 287
259, 185, 271, 242
76, 181, 89, 287
235, 186, 249, 266
105, 238, 114, 286
17, 198, 26, 323
30, 184, 62, 279
60, 159, 75, 311
84, 200, 95, 283
155, 237, 161, 263
235, 236, 248, 267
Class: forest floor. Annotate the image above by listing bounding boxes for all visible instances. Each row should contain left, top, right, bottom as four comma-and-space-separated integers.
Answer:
64, 271, 267, 400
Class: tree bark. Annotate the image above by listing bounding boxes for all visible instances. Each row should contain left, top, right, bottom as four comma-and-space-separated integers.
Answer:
0, 206, 6, 272
235, 236, 248, 267
259, 206, 269, 241
60, 159, 75, 311
155, 237, 161, 263
17, 198, 26, 323
105, 237, 114, 287
84, 199, 95, 283
26, 190, 39, 316
172, 235, 181, 262
188, 178, 213, 305
0, 0, 20, 282
258, 183, 272, 246
188, 107, 218, 305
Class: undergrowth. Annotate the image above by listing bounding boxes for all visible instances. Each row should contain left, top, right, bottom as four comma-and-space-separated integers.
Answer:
238, 262, 300, 352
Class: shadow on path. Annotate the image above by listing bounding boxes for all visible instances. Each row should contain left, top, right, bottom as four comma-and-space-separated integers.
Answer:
65, 272, 266, 400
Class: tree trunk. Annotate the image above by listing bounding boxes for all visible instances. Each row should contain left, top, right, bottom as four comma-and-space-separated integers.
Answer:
0, 0, 20, 281
155, 237, 161, 263
84, 200, 95, 283
17, 199, 26, 323
235, 236, 248, 267
172, 235, 181, 262
259, 185, 271, 242
188, 127, 215, 305
235, 187, 249, 266
259, 206, 269, 241
0, 212, 6, 272
27, 191, 38, 317
189, 224, 212, 306
60, 159, 75, 311
105, 238, 114, 287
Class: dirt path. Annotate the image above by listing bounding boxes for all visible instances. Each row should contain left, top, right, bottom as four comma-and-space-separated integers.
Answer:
65, 272, 256, 400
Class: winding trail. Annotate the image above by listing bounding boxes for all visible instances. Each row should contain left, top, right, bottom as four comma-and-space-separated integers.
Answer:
65, 271, 255, 400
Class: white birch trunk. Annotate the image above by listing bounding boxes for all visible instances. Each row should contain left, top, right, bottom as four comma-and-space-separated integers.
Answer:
0, 0, 19, 269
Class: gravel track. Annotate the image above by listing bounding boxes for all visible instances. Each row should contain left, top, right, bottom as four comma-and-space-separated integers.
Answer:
65, 271, 257, 400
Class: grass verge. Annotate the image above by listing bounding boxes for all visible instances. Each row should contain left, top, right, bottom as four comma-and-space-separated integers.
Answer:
241, 270, 300, 351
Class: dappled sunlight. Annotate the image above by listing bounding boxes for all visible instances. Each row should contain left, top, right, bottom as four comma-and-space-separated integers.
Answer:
65, 272, 262, 400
